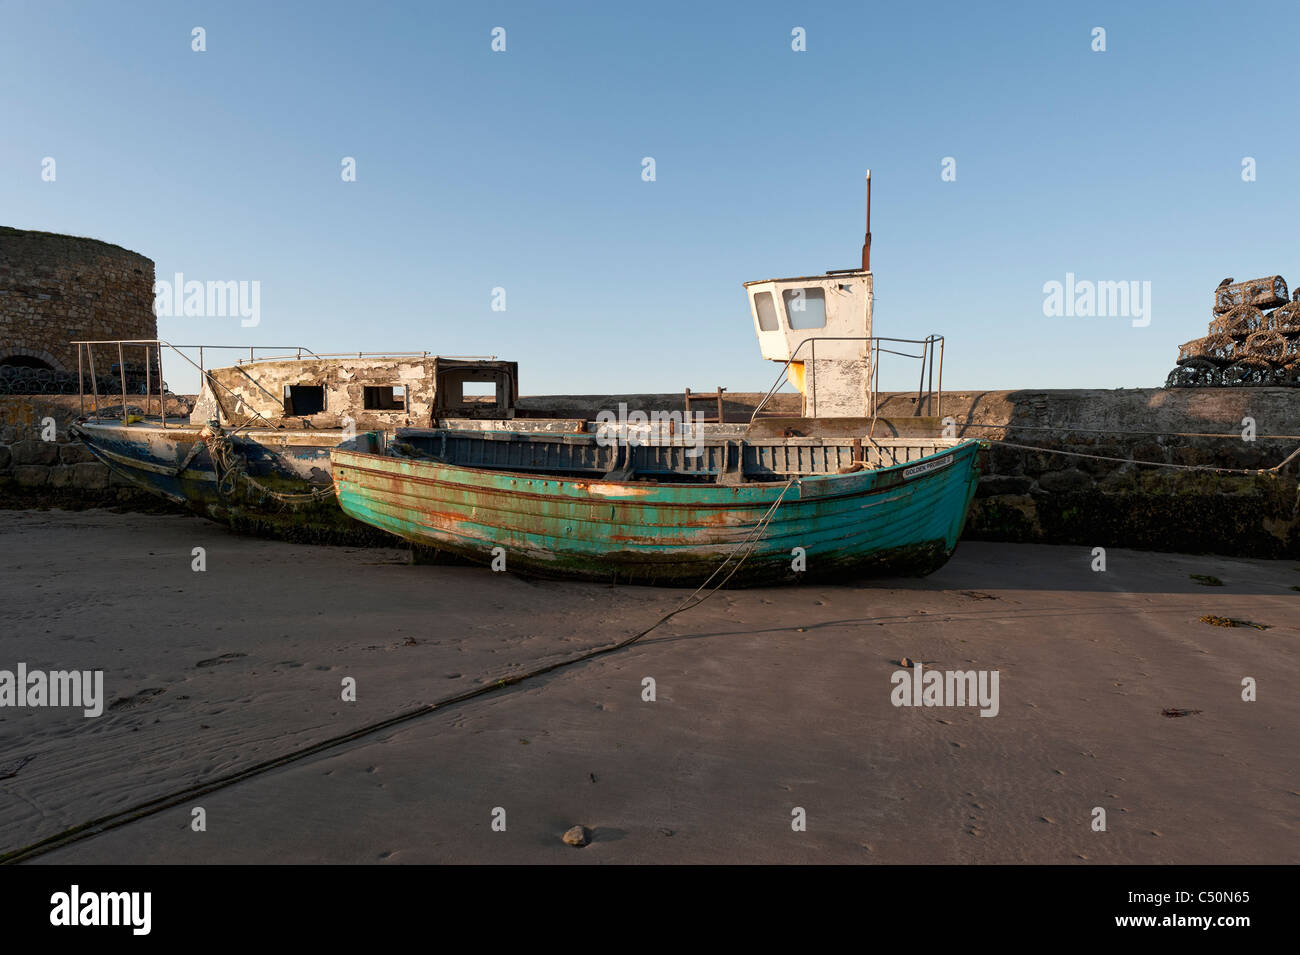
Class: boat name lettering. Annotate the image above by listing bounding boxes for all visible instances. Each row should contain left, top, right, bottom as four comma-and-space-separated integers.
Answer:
902, 455, 952, 480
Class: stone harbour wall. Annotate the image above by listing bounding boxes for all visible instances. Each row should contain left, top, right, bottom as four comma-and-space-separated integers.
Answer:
872, 388, 1300, 559
0, 396, 190, 510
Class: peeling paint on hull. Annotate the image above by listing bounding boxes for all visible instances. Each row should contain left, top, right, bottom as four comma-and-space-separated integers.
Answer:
331, 439, 982, 586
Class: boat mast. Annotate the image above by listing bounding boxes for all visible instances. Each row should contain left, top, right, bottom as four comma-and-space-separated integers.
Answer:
860, 169, 872, 272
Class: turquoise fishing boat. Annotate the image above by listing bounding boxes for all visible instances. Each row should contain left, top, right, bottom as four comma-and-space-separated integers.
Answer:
332, 174, 980, 585
330, 429, 981, 586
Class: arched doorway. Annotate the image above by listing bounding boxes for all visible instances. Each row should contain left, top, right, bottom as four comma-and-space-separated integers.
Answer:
0, 346, 64, 371
0, 349, 67, 394
0, 355, 54, 369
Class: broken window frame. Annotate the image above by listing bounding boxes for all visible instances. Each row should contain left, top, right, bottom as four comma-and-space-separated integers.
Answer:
284, 383, 326, 416
362, 384, 408, 412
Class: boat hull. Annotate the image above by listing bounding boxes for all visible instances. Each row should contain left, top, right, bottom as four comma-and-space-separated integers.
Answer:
70, 420, 390, 545
331, 438, 982, 586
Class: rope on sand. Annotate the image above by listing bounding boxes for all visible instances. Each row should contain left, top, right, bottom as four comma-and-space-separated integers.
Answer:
0, 480, 797, 865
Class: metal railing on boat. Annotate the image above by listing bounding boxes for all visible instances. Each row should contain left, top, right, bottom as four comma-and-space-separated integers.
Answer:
233, 351, 498, 364
70, 339, 320, 430
749, 334, 945, 423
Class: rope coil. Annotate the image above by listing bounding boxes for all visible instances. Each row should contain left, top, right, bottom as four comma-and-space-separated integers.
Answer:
202, 424, 335, 507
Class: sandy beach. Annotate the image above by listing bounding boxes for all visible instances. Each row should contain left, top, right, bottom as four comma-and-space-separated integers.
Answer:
0, 507, 1296, 864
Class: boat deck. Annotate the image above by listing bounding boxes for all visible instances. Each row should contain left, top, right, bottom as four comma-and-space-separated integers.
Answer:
388, 428, 968, 484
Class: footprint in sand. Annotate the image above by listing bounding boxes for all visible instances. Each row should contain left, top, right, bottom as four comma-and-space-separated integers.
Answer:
195, 653, 247, 668
0, 754, 36, 779
108, 688, 167, 711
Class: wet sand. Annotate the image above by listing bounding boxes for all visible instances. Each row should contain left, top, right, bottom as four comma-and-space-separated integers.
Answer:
0, 508, 1296, 864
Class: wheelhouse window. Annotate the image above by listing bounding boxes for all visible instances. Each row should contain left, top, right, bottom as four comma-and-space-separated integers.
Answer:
783, 288, 827, 329
461, 381, 497, 404
753, 290, 780, 331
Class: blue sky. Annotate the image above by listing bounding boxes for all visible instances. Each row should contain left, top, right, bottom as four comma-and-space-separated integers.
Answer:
3, 0, 1298, 396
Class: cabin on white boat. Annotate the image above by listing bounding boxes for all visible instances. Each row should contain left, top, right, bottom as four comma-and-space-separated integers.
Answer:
744, 269, 873, 418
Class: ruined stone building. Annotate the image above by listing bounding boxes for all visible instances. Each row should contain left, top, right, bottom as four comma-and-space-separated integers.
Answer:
0, 226, 157, 385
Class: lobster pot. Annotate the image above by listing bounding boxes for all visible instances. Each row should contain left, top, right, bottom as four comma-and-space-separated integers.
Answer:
1270, 301, 1300, 334
1177, 334, 1238, 365
1243, 329, 1288, 362
1176, 337, 1209, 364
1221, 356, 1277, 386
1214, 276, 1288, 314
1166, 358, 1221, 388
1209, 305, 1265, 336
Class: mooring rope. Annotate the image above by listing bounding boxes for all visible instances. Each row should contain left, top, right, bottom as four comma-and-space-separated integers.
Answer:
203, 426, 335, 507
0, 479, 798, 865
956, 421, 1300, 440
988, 439, 1300, 476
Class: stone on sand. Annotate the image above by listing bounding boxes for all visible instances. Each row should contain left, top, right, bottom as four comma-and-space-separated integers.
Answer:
562, 825, 591, 847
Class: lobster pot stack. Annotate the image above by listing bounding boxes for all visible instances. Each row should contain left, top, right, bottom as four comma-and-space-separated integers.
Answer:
0, 366, 107, 396
1167, 275, 1300, 387
0, 360, 161, 396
